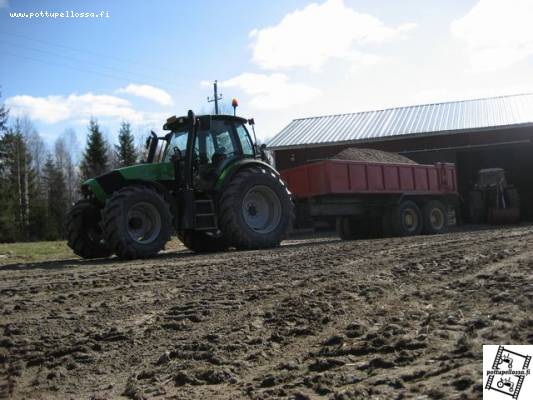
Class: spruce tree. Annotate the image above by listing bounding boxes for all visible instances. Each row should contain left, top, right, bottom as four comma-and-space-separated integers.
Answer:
115, 121, 137, 167
55, 137, 78, 205
42, 154, 67, 240
80, 118, 108, 181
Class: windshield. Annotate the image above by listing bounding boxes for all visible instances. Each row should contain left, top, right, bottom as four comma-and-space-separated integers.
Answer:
163, 130, 188, 162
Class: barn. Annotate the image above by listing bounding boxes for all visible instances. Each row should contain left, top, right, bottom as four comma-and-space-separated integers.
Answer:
267, 93, 533, 220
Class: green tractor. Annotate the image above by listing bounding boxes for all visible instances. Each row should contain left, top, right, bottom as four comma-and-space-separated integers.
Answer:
66, 111, 294, 259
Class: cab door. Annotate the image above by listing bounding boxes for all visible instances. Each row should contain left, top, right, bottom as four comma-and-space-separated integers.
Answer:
193, 119, 242, 190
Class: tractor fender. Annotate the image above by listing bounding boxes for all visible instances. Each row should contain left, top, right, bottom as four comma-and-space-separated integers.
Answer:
214, 159, 280, 191
85, 176, 177, 226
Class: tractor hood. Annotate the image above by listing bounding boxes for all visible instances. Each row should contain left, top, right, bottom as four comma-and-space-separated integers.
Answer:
82, 162, 175, 203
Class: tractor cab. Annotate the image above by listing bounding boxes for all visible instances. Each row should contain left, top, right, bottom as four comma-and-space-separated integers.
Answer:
165, 114, 257, 189
146, 113, 261, 191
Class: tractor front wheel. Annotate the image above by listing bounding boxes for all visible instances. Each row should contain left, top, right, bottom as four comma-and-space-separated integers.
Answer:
102, 186, 173, 259
66, 200, 112, 259
219, 167, 294, 250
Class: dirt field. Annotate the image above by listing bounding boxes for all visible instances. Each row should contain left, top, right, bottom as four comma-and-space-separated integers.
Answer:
1, 225, 532, 400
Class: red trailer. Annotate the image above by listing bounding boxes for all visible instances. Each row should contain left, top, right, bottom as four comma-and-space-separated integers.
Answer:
281, 160, 459, 239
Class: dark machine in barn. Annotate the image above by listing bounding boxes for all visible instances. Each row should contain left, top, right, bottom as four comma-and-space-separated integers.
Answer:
468, 168, 520, 224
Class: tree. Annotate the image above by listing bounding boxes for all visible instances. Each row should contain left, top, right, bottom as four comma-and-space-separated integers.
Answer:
0, 89, 8, 133
80, 118, 108, 181
0, 125, 34, 241
55, 137, 78, 205
42, 154, 67, 239
115, 121, 137, 167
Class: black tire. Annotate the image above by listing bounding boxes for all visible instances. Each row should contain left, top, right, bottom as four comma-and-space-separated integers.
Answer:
505, 188, 520, 209
422, 200, 448, 235
219, 166, 294, 250
178, 231, 229, 253
66, 200, 112, 259
102, 186, 173, 259
469, 190, 485, 223
336, 217, 358, 240
383, 200, 422, 237
336, 217, 382, 240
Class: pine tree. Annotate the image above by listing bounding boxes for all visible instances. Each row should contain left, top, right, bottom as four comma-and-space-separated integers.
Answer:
80, 118, 108, 181
115, 121, 137, 167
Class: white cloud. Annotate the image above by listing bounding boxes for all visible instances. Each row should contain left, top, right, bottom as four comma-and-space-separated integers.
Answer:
6, 93, 143, 124
217, 73, 320, 110
451, 0, 533, 71
116, 84, 173, 106
249, 0, 416, 71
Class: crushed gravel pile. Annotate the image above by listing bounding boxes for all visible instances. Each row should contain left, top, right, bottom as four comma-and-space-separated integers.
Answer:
333, 147, 417, 164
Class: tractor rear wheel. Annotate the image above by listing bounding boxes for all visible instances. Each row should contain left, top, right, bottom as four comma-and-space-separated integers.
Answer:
219, 167, 294, 250
102, 185, 173, 259
66, 200, 112, 259
178, 231, 229, 253
422, 200, 448, 234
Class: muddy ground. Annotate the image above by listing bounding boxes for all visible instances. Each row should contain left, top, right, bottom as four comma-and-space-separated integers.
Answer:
1, 226, 532, 400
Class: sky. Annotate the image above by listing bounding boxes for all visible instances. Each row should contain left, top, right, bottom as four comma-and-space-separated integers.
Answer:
2, 0, 533, 150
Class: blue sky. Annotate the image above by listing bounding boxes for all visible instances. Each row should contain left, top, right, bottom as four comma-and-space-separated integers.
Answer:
2, 0, 533, 149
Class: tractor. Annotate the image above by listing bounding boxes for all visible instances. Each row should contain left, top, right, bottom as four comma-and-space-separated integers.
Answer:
468, 168, 520, 224
66, 111, 294, 259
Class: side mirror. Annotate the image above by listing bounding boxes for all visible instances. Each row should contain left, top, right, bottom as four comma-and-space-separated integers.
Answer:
198, 115, 211, 130
145, 131, 157, 149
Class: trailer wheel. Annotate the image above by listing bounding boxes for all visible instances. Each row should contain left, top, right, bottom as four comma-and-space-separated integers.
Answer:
384, 200, 422, 237
336, 217, 358, 240
178, 231, 229, 253
422, 200, 448, 234
337, 217, 382, 240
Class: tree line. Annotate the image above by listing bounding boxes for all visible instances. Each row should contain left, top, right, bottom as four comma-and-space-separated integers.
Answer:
0, 97, 140, 242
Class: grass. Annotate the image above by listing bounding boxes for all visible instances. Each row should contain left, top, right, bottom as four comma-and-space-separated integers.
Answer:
0, 238, 186, 266
0, 241, 75, 265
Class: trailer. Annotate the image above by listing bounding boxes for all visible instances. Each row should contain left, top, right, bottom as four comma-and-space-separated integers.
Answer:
281, 159, 459, 239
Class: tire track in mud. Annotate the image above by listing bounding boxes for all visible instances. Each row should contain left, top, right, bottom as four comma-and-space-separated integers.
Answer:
1, 225, 532, 399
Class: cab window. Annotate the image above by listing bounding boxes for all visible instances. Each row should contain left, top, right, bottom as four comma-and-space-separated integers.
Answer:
196, 120, 238, 165
236, 124, 254, 156
164, 131, 188, 162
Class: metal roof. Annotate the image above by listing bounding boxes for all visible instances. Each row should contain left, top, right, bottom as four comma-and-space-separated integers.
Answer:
267, 93, 533, 149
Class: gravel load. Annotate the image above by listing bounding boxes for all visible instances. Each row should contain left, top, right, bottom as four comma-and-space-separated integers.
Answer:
333, 147, 417, 164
